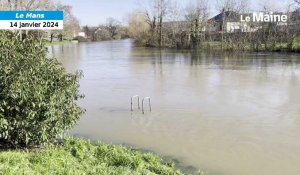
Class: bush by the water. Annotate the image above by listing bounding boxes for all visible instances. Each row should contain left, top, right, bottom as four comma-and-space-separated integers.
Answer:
291, 36, 300, 51
0, 31, 85, 148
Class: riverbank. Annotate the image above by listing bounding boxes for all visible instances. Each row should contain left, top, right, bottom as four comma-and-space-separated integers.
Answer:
0, 138, 196, 175
134, 34, 300, 52
142, 39, 300, 52
46, 40, 77, 46
197, 39, 300, 52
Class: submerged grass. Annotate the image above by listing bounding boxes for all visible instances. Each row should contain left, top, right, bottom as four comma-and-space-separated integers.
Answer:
0, 138, 204, 175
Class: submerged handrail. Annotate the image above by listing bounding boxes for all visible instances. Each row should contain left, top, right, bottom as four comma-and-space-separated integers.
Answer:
142, 97, 151, 114
131, 95, 140, 111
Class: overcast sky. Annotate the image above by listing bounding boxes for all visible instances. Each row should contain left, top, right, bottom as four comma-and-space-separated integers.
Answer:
58, 0, 297, 26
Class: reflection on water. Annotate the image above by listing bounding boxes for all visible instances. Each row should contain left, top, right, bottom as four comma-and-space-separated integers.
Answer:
48, 40, 300, 175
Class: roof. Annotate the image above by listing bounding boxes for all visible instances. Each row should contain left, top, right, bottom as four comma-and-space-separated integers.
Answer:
209, 11, 241, 23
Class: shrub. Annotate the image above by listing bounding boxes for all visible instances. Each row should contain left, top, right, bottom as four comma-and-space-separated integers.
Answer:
288, 36, 300, 52
291, 36, 300, 51
0, 31, 85, 148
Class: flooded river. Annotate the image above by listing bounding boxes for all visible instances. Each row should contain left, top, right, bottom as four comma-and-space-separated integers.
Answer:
48, 40, 300, 175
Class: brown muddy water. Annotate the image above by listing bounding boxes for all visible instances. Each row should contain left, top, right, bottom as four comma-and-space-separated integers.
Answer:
48, 40, 300, 175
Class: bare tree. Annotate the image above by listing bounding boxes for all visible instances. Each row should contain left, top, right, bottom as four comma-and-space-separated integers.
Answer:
138, 1, 156, 45
56, 4, 80, 40
139, 0, 170, 47
185, 0, 210, 48
215, 0, 238, 49
216, 0, 249, 13
156, 0, 169, 47
106, 17, 121, 39
1, 0, 54, 10
128, 12, 150, 45
165, 1, 184, 47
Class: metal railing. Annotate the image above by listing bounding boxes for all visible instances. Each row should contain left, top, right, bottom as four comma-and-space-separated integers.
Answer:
131, 95, 152, 114
142, 97, 151, 114
131, 95, 140, 111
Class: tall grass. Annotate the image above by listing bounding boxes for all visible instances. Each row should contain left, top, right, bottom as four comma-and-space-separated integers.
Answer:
0, 138, 202, 175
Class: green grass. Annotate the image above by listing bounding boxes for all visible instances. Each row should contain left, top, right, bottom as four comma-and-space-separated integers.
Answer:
0, 138, 203, 175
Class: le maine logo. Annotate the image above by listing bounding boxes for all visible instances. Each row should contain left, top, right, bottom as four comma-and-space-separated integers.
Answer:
240, 12, 288, 25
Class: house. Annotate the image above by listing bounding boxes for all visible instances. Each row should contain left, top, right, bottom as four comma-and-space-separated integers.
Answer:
77, 32, 86, 38
206, 10, 259, 33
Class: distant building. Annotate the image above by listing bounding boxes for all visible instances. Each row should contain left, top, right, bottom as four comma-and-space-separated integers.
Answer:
207, 10, 258, 33
77, 32, 86, 38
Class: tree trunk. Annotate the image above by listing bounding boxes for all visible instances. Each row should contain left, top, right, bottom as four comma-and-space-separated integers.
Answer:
158, 15, 162, 47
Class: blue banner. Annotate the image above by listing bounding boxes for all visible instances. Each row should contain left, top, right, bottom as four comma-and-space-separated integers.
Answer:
0, 11, 64, 20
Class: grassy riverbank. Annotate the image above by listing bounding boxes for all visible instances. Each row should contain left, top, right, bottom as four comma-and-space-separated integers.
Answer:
194, 38, 300, 52
0, 138, 198, 175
